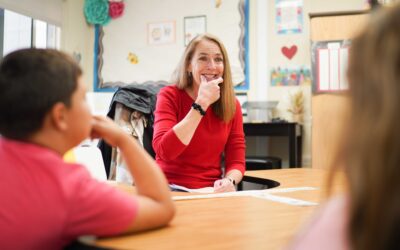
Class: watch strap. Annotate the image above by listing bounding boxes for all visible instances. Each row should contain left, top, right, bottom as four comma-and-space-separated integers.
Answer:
192, 102, 206, 116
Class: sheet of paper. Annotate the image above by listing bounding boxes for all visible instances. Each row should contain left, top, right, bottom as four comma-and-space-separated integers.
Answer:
339, 48, 349, 90
251, 193, 318, 206
329, 49, 340, 90
172, 186, 318, 207
267, 186, 316, 193
169, 184, 215, 194
318, 49, 329, 91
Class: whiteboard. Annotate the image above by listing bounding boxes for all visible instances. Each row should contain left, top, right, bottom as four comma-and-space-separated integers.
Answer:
95, 0, 246, 89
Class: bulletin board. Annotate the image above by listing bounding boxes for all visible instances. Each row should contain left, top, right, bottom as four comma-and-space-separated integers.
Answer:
93, 0, 248, 91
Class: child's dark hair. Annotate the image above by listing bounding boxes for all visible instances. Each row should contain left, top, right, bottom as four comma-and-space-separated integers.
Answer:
0, 48, 82, 140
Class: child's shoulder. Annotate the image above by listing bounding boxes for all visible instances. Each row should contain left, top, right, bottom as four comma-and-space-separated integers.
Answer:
1, 137, 91, 182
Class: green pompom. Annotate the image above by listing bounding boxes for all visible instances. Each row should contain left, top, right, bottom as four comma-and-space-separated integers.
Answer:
84, 0, 111, 25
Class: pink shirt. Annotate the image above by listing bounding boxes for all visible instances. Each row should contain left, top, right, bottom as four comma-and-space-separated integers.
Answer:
153, 85, 245, 188
289, 196, 349, 250
0, 138, 138, 250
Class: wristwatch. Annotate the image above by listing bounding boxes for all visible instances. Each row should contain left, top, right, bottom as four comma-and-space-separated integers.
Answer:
192, 102, 206, 116
227, 177, 236, 185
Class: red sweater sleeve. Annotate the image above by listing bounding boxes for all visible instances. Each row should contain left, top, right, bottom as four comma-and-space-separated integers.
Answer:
152, 87, 187, 160
224, 100, 246, 175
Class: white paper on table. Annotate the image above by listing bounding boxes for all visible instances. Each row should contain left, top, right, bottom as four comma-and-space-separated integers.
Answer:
172, 186, 319, 207
251, 193, 318, 206
169, 184, 215, 194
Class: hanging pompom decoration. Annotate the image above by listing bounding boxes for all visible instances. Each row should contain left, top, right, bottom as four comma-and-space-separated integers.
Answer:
84, 0, 111, 26
109, 1, 125, 19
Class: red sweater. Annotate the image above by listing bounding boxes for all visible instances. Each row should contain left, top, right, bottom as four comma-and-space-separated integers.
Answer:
153, 85, 245, 188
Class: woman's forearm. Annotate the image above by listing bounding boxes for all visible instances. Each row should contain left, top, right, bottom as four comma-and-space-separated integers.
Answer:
172, 108, 203, 145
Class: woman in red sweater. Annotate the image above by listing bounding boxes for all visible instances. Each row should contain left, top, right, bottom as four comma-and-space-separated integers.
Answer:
152, 33, 245, 192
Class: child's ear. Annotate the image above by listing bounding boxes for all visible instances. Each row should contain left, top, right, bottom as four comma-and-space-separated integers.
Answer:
50, 102, 68, 131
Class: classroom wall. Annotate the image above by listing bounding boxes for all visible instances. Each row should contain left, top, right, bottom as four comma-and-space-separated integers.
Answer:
100, 0, 243, 87
60, 0, 365, 167
246, 0, 365, 167
0, 0, 62, 26
60, 0, 244, 89
61, 0, 94, 90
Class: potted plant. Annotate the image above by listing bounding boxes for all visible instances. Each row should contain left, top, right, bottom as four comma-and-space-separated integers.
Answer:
287, 90, 304, 124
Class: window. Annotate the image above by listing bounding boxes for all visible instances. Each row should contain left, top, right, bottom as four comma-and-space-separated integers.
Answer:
2, 9, 31, 56
0, 8, 61, 59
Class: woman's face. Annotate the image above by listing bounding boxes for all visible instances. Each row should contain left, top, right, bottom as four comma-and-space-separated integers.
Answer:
188, 39, 224, 87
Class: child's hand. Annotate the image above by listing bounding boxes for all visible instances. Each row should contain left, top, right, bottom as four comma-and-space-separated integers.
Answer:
90, 115, 126, 147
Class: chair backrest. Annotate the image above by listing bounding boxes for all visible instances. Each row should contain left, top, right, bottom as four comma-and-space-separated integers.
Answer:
72, 146, 107, 181
245, 156, 282, 171
98, 82, 168, 178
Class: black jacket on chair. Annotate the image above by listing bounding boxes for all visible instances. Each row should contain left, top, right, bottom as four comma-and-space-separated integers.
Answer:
97, 82, 167, 178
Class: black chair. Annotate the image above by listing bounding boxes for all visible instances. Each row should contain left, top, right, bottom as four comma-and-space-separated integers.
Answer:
64, 240, 111, 250
245, 156, 282, 170
98, 82, 167, 178
238, 156, 282, 190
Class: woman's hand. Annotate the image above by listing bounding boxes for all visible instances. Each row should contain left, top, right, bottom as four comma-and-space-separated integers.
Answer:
196, 75, 223, 110
213, 178, 236, 193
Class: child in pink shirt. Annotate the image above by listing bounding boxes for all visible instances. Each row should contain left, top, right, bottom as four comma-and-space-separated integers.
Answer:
0, 48, 175, 249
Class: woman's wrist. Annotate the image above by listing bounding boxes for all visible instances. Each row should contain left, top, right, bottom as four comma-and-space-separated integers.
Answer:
194, 98, 209, 111
225, 177, 236, 185
192, 103, 206, 116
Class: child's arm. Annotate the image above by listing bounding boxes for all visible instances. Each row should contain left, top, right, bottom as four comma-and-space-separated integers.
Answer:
91, 115, 175, 232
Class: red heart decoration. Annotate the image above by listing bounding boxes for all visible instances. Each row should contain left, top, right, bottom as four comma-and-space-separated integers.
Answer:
281, 45, 297, 60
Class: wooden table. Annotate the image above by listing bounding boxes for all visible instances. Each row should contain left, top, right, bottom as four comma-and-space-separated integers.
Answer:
243, 168, 345, 203
90, 169, 343, 250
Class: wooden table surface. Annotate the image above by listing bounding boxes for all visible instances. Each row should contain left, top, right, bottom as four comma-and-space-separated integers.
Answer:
91, 168, 344, 250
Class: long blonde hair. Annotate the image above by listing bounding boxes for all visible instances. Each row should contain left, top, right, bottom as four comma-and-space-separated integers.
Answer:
171, 33, 236, 122
331, 4, 400, 250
